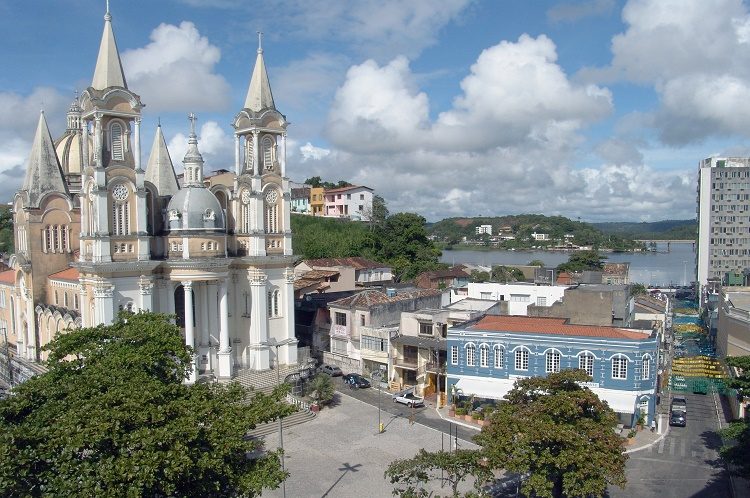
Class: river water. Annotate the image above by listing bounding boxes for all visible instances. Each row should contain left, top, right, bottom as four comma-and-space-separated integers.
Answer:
440, 242, 696, 287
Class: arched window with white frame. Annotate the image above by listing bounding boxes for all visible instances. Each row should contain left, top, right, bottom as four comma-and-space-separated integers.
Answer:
579, 351, 595, 377
111, 183, 131, 236
267, 289, 280, 317
264, 188, 279, 234
494, 345, 504, 369
514, 347, 529, 371
110, 121, 125, 161
479, 344, 489, 367
545, 349, 561, 373
262, 136, 274, 170
642, 355, 651, 380
465, 343, 476, 367
611, 354, 628, 380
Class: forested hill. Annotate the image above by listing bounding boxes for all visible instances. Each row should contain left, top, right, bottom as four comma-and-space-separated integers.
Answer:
427, 214, 641, 250
591, 220, 696, 240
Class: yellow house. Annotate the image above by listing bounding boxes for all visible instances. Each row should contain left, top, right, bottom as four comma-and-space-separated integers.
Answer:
310, 187, 325, 216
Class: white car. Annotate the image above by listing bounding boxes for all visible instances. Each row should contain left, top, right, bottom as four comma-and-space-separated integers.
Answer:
393, 391, 424, 407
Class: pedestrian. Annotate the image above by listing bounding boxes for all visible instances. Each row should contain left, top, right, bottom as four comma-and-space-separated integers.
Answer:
650, 419, 656, 432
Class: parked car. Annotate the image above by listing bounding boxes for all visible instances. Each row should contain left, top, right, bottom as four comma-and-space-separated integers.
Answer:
393, 391, 424, 407
671, 395, 687, 413
343, 373, 371, 389
669, 410, 686, 427
319, 364, 343, 377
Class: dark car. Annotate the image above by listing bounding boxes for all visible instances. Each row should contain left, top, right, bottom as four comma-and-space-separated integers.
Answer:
669, 410, 686, 427
343, 373, 371, 389
319, 364, 343, 377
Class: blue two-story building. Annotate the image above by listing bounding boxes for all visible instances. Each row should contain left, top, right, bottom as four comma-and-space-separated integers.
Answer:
447, 315, 659, 426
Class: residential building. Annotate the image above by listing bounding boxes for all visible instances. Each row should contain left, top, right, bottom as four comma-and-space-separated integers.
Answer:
295, 257, 393, 289
415, 266, 470, 290
633, 294, 669, 343
325, 288, 443, 376
603, 262, 630, 285
454, 282, 568, 315
475, 225, 492, 235
310, 187, 325, 216
291, 186, 311, 214
717, 287, 750, 358
527, 284, 633, 327
531, 232, 549, 241
447, 315, 659, 426
697, 156, 750, 303
323, 185, 373, 221
6, 7, 298, 382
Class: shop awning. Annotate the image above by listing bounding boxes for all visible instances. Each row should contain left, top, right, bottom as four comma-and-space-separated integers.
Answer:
454, 377, 513, 400
591, 389, 638, 414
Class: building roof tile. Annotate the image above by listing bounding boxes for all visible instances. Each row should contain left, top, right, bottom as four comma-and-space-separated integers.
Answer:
48, 267, 80, 282
330, 288, 442, 309
469, 315, 651, 340
305, 257, 388, 270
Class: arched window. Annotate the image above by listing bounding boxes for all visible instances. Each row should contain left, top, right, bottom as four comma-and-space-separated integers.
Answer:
515, 348, 529, 371
265, 189, 279, 234
642, 355, 651, 380
466, 344, 476, 367
479, 344, 489, 367
267, 289, 280, 317
262, 136, 274, 170
494, 345, 504, 369
611, 355, 628, 379
110, 122, 124, 160
245, 137, 255, 171
545, 350, 561, 373
579, 352, 595, 377
111, 184, 130, 236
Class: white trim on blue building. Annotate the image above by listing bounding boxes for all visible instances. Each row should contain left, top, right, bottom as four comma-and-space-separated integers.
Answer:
447, 315, 659, 426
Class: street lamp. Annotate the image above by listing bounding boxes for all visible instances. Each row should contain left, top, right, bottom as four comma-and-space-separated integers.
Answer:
371, 365, 387, 434
1, 328, 10, 386
261, 337, 295, 498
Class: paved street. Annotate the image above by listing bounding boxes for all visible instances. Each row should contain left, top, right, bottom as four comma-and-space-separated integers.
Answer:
609, 392, 731, 498
261, 390, 478, 498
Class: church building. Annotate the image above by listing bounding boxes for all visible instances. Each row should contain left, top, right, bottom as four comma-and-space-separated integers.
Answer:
2, 6, 297, 381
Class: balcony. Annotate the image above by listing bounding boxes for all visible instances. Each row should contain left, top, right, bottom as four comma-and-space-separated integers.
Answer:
424, 361, 445, 374
393, 357, 419, 370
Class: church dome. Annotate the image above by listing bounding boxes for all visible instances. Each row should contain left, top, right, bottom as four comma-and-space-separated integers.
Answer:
54, 96, 90, 176
166, 187, 226, 232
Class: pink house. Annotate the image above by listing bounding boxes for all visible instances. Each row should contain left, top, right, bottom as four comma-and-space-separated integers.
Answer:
323, 185, 373, 221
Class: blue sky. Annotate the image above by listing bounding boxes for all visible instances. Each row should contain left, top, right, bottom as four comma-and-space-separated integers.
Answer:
2, 0, 750, 222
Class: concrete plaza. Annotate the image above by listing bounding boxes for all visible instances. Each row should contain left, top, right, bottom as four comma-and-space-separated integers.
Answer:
261, 392, 478, 498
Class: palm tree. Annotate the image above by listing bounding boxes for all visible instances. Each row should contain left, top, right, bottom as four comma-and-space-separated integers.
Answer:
309, 373, 335, 406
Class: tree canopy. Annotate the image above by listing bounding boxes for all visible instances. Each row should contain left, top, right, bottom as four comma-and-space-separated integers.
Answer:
475, 370, 627, 498
0, 312, 294, 497
556, 250, 607, 273
719, 355, 750, 478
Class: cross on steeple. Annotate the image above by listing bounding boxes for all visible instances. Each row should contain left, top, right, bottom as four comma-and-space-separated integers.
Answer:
188, 112, 197, 135
257, 31, 263, 53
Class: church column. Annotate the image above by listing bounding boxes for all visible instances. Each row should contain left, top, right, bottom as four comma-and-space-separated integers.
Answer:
281, 133, 287, 178
94, 115, 103, 168
183, 281, 197, 383
166, 281, 176, 323
198, 282, 210, 372
249, 271, 270, 370
82, 120, 90, 170
217, 277, 232, 379
93, 279, 114, 325
78, 285, 88, 327
24, 289, 36, 361
139, 276, 153, 312
133, 117, 142, 171
252, 131, 259, 176
234, 134, 241, 175
281, 268, 298, 365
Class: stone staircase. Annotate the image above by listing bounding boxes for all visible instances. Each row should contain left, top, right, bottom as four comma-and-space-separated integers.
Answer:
245, 409, 317, 439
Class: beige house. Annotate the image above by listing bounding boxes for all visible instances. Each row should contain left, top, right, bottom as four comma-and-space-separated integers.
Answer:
295, 257, 393, 293
717, 287, 750, 357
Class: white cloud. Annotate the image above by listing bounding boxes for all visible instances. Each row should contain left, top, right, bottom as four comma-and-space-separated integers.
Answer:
122, 22, 231, 112
583, 0, 750, 145
299, 142, 330, 162
167, 121, 232, 173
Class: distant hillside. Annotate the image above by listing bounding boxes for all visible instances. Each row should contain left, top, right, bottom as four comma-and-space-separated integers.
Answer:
592, 220, 696, 240
428, 214, 642, 251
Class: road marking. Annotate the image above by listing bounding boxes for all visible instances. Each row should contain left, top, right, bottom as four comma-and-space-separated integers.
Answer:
658, 437, 665, 454
669, 439, 676, 456
712, 390, 723, 430
680, 439, 686, 457
629, 456, 722, 470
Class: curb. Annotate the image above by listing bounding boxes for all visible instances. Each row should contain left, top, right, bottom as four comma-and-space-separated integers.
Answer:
434, 406, 482, 431
624, 425, 670, 454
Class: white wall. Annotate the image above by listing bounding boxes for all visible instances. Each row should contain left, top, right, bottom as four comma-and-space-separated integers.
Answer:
456, 282, 567, 315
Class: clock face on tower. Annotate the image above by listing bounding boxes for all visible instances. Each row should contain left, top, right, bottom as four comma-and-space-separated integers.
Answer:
265, 189, 278, 204
112, 184, 129, 202
241, 190, 252, 205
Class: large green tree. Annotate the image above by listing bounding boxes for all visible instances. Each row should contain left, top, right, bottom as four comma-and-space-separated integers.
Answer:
475, 370, 627, 498
719, 355, 750, 478
375, 212, 443, 281
0, 312, 294, 497
556, 249, 607, 273
384, 449, 493, 497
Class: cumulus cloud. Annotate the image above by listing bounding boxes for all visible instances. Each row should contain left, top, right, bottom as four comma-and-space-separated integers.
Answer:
167, 121, 233, 173
299, 142, 330, 162
583, 0, 750, 145
122, 22, 231, 112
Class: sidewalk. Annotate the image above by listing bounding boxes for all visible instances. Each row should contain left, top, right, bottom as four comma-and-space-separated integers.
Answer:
433, 403, 669, 453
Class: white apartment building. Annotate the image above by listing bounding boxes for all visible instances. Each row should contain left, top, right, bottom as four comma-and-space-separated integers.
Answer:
697, 157, 750, 299
452, 282, 567, 315
475, 225, 492, 235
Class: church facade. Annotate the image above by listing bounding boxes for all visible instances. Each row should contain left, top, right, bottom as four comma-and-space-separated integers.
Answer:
3, 7, 297, 381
